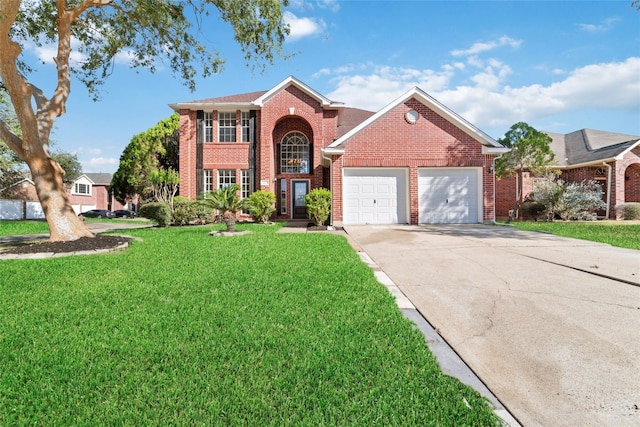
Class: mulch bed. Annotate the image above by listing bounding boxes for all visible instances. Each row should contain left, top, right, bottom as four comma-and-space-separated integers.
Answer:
1, 235, 130, 255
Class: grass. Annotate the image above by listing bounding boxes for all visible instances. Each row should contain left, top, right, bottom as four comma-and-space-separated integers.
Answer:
0, 224, 500, 426
0, 220, 50, 236
0, 218, 153, 237
508, 221, 640, 250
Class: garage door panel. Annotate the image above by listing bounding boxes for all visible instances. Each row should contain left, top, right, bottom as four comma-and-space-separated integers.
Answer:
343, 169, 407, 225
419, 169, 479, 224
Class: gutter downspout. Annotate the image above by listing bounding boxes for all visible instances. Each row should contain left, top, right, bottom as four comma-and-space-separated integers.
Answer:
603, 162, 612, 219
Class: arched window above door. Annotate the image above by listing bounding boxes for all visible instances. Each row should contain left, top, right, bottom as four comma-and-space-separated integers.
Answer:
280, 131, 310, 174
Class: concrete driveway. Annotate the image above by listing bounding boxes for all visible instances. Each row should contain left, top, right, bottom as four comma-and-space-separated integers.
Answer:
344, 224, 640, 427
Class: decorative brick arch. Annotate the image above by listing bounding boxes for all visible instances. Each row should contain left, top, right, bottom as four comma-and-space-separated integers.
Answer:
272, 116, 314, 172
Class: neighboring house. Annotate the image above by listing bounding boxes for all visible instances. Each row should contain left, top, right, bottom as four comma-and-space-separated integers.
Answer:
496, 129, 640, 219
68, 173, 127, 214
170, 76, 509, 226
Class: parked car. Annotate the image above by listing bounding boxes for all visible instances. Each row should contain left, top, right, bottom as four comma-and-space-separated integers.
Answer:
78, 209, 115, 218
113, 209, 137, 218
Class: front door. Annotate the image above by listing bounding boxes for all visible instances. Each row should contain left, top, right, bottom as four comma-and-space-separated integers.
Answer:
292, 180, 309, 219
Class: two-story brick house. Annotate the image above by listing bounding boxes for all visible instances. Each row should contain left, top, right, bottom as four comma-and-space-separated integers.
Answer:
170, 76, 508, 226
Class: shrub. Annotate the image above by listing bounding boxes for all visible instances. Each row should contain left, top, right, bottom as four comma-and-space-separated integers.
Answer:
533, 176, 606, 221
520, 200, 546, 221
173, 196, 214, 225
532, 176, 564, 221
247, 190, 276, 223
305, 188, 332, 227
615, 202, 640, 220
139, 202, 172, 227
557, 180, 605, 221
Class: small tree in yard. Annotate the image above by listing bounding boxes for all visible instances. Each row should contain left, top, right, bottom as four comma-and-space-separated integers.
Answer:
495, 122, 555, 222
149, 168, 180, 213
248, 190, 276, 223
201, 184, 248, 233
305, 188, 332, 228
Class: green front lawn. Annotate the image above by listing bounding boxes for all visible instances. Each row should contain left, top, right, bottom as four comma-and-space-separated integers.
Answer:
509, 221, 640, 250
0, 224, 499, 425
0, 220, 50, 236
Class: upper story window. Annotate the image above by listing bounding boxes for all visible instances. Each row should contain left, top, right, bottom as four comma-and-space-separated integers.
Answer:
203, 112, 213, 142
241, 112, 251, 142
219, 112, 237, 142
73, 182, 91, 195
280, 131, 310, 174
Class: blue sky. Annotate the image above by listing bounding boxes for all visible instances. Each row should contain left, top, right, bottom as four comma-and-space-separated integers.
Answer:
22, 0, 640, 173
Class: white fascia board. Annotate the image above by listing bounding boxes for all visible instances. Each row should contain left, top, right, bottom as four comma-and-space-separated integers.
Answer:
253, 75, 343, 108
321, 147, 345, 155
328, 87, 503, 150
482, 146, 511, 155
615, 139, 640, 159
74, 174, 94, 184
169, 102, 257, 112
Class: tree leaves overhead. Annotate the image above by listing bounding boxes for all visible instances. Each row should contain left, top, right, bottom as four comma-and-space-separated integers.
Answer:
11, 0, 290, 98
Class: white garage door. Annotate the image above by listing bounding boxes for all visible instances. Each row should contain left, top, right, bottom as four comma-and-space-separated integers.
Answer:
419, 168, 480, 224
343, 168, 407, 224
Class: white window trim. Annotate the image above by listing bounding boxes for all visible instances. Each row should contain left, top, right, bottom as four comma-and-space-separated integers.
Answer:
203, 112, 213, 142
217, 169, 236, 189
72, 182, 92, 196
218, 111, 237, 143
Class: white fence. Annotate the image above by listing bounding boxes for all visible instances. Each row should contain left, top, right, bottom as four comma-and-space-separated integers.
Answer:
0, 199, 45, 220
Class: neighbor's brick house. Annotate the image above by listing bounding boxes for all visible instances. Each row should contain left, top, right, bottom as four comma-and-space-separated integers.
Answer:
67, 173, 128, 214
496, 129, 640, 219
170, 76, 509, 225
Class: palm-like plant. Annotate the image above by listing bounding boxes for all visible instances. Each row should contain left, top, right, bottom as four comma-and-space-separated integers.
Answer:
201, 184, 248, 232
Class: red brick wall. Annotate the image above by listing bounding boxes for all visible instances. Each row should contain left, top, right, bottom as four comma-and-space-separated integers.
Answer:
178, 109, 197, 199
331, 98, 496, 224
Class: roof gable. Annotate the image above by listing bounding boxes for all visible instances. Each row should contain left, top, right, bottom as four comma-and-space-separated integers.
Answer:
326, 87, 506, 154
254, 76, 344, 108
76, 173, 113, 186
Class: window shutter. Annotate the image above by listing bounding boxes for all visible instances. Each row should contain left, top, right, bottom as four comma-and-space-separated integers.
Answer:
196, 110, 204, 145
196, 110, 204, 196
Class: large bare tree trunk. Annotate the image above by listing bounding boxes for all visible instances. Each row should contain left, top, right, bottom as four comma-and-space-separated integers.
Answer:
31, 156, 94, 241
0, 0, 95, 241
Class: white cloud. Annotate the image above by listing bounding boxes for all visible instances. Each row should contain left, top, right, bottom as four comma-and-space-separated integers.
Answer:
321, 57, 640, 136
450, 36, 522, 57
578, 17, 619, 33
283, 11, 326, 40
82, 157, 118, 173
324, 64, 456, 110
317, 0, 340, 12
30, 37, 86, 66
